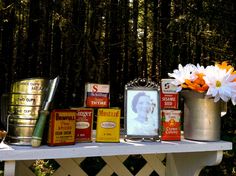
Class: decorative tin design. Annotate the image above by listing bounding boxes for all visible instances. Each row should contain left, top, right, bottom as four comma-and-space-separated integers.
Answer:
47, 110, 76, 146
161, 110, 181, 141
96, 108, 120, 142
84, 83, 110, 108
160, 79, 179, 109
72, 108, 93, 142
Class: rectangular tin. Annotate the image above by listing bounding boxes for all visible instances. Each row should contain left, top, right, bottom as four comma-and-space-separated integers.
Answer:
96, 108, 120, 142
161, 110, 181, 141
161, 79, 178, 94
72, 108, 93, 142
47, 109, 76, 146
84, 83, 110, 108
160, 92, 179, 109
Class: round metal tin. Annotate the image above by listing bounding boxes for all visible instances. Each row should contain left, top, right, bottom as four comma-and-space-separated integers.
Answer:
8, 118, 38, 126
8, 123, 35, 137
9, 93, 44, 106
11, 78, 49, 94
8, 105, 41, 116
6, 136, 32, 145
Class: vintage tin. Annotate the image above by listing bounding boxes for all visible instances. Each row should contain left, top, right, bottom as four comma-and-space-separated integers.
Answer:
84, 83, 110, 108
161, 79, 178, 94
11, 78, 49, 94
71, 108, 93, 142
8, 105, 41, 116
160, 92, 179, 109
96, 108, 120, 142
160, 79, 179, 109
47, 109, 76, 146
9, 93, 44, 106
161, 110, 181, 141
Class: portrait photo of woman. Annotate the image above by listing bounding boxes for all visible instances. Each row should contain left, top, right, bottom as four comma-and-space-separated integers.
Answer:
126, 90, 159, 137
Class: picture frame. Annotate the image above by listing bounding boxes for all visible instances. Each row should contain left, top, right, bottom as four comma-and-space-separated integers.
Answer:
124, 78, 160, 141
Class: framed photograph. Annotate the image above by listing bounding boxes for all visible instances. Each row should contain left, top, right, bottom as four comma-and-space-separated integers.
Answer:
124, 78, 160, 141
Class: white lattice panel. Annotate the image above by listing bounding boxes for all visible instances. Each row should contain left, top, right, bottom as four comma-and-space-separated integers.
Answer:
15, 154, 166, 176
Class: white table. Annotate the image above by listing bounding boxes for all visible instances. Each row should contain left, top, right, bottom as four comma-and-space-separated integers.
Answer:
0, 139, 232, 176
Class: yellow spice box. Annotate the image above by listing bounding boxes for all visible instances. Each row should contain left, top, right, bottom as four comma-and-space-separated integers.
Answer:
96, 108, 121, 142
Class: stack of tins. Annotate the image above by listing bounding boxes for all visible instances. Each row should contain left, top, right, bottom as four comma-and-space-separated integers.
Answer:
6, 78, 49, 145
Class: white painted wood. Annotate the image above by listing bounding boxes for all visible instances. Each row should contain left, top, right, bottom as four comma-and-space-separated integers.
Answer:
96, 164, 114, 176
4, 161, 16, 176
165, 151, 223, 176
0, 139, 232, 176
136, 163, 155, 176
0, 139, 232, 161
102, 156, 133, 176
56, 158, 87, 176
143, 154, 166, 176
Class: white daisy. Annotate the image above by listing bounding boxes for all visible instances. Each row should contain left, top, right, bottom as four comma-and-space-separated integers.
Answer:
203, 66, 236, 102
168, 64, 197, 91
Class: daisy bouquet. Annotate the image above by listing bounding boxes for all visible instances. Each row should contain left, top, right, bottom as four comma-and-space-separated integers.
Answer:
168, 61, 236, 105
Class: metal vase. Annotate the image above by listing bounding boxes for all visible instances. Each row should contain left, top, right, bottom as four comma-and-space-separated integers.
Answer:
181, 90, 225, 141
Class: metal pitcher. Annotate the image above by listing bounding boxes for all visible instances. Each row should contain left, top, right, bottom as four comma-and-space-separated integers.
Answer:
181, 90, 226, 141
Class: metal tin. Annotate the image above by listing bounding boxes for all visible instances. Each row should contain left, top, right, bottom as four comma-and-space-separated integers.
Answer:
47, 109, 76, 146
96, 108, 121, 143
11, 78, 49, 94
6, 136, 32, 145
8, 117, 38, 126
72, 108, 93, 142
181, 90, 222, 141
9, 93, 44, 106
8, 105, 41, 116
161, 110, 181, 141
8, 123, 35, 137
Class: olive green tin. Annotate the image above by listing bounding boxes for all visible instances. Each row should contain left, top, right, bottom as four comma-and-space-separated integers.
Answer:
11, 78, 49, 94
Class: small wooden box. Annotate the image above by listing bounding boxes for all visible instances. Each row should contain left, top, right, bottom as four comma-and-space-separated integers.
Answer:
47, 109, 76, 146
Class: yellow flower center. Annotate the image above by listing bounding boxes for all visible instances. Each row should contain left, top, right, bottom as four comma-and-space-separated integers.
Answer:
216, 80, 221, 87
